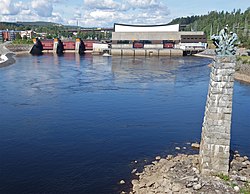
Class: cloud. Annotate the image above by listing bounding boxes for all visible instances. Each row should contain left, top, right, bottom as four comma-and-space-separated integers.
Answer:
77, 0, 171, 27
79, 0, 171, 26
84, 0, 119, 10
0, 0, 65, 23
126, 0, 158, 9
50, 12, 64, 23
83, 0, 163, 11
31, 0, 53, 17
74, 10, 82, 18
0, 0, 170, 27
0, 0, 24, 15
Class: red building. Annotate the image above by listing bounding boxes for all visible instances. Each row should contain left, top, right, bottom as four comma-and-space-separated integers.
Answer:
1, 30, 16, 41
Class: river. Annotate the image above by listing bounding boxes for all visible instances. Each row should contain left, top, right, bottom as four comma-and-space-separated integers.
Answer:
0, 54, 249, 194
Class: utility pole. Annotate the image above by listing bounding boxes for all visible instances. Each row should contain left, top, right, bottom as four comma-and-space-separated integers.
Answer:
210, 24, 213, 36
216, 24, 220, 34
244, 17, 248, 36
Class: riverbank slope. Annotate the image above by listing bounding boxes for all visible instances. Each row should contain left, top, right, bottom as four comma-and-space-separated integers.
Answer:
235, 56, 250, 83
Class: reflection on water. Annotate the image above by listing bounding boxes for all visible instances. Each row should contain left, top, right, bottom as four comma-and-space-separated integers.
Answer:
0, 54, 249, 194
111, 57, 177, 83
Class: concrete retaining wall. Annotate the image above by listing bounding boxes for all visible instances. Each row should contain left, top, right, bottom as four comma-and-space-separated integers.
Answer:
112, 44, 132, 49
111, 49, 183, 56
144, 44, 163, 49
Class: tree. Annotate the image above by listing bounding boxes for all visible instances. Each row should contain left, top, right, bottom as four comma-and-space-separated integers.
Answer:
15, 33, 22, 40
46, 34, 53, 39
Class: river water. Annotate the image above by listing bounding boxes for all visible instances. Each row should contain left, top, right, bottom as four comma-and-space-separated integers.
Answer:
0, 54, 249, 194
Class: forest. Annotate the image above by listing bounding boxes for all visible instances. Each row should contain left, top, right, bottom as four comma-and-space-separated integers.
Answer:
169, 8, 250, 48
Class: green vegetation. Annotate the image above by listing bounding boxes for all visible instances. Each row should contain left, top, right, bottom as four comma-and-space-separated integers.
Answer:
12, 39, 33, 45
216, 173, 230, 181
237, 56, 250, 64
0, 21, 60, 32
169, 8, 250, 49
240, 183, 250, 194
215, 174, 250, 193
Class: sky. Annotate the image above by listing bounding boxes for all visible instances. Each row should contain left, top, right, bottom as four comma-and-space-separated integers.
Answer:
0, 0, 249, 27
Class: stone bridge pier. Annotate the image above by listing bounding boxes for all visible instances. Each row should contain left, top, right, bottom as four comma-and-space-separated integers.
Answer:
199, 56, 236, 175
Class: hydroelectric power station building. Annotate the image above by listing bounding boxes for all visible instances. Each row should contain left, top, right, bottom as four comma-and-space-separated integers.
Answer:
111, 23, 207, 56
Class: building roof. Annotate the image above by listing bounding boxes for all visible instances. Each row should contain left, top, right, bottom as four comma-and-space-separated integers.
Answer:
114, 23, 179, 32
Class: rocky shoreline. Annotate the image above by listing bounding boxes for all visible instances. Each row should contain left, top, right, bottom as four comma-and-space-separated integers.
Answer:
235, 60, 250, 83
235, 72, 250, 84
124, 150, 250, 194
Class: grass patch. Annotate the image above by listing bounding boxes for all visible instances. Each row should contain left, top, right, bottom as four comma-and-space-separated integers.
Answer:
216, 173, 230, 181
237, 56, 250, 65
240, 183, 250, 194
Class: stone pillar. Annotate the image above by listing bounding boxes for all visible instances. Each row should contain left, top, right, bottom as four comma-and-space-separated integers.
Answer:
199, 56, 236, 175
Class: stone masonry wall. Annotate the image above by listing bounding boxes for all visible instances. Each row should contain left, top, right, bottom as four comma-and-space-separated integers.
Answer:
199, 56, 236, 175
6, 44, 33, 53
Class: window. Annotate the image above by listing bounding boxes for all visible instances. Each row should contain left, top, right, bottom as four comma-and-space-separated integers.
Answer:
117, 40, 130, 44
143, 40, 152, 44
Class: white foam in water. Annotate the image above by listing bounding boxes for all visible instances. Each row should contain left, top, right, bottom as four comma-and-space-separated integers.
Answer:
0, 54, 8, 63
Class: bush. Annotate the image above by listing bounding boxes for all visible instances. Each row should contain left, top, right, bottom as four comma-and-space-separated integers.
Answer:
15, 33, 22, 40
12, 39, 34, 45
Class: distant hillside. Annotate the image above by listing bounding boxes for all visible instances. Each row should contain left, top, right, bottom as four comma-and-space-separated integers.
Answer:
0, 21, 61, 29
168, 8, 250, 48
16, 21, 60, 26
0, 21, 86, 32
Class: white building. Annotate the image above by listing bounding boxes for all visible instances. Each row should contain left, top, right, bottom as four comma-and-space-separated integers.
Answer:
20, 30, 35, 39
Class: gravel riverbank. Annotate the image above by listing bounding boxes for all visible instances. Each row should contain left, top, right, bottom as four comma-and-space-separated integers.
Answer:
235, 60, 250, 83
127, 151, 250, 194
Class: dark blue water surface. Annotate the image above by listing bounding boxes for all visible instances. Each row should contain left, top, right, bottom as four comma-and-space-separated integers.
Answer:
0, 54, 249, 194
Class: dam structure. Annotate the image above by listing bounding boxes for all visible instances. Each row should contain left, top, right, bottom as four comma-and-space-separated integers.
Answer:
111, 23, 207, 56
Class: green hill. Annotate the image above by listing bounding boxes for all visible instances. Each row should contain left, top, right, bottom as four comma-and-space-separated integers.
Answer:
168, 8, 250, 48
